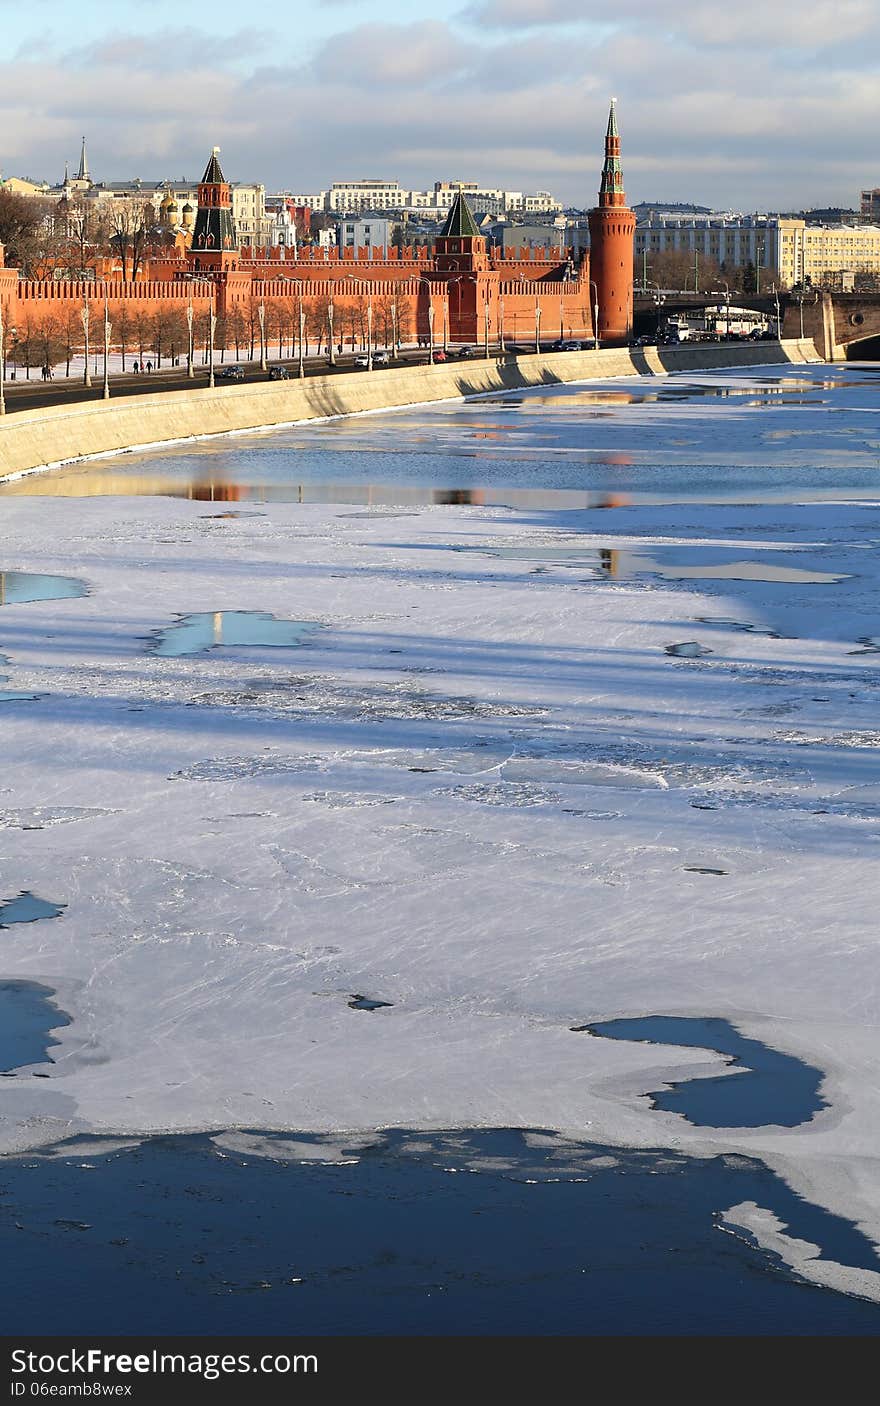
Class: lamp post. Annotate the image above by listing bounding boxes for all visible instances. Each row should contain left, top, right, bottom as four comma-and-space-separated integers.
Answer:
773, 283, 782, 342
589, 280, 600, 349
391, 298, 398, 357
417, 276, 434, 364
559, 296, 565, 342
186, 298, 195, 379
80, 297, 92, 387
0, 299, 6, 417
534, 299, 541, 355
258, 300, 267, 372
208, 293, 216, 388
285, 278, 306, 378
499, 295, 505, 353
102, 291, 111, 400
328, 297, 336, 366
484, 298, 490, 359
443, 292, 449, 353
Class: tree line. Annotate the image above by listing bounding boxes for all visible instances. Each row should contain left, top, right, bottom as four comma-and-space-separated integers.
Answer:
5, 293, 417, 377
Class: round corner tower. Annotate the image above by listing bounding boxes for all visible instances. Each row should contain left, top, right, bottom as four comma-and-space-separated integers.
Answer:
587, 101, 636, 344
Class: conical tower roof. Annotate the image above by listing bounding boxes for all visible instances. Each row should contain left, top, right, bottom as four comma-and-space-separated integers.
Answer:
200, 147, 226, 185
440, 190, 480, 239
76, 136, 90, 183
598, 99, 626, 208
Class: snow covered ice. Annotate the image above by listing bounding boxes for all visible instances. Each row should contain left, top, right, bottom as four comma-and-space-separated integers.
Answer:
2, 362, 880, 1303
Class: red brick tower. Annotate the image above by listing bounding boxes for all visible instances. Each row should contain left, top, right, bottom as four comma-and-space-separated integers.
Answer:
189, 148, 239, 272
587, 101, 636, 344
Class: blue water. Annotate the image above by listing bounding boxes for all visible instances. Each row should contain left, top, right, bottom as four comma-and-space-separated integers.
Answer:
149, 610, 321, 658
0, 892, 66, 928
0, 980, 70, 1073
582, 1017, 825, 1129
1, 1129, 879, 1335
0, 571, 87, 604
4, 364, 880, 506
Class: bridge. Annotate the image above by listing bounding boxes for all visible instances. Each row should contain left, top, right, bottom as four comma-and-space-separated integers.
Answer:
632, 289, 880, 358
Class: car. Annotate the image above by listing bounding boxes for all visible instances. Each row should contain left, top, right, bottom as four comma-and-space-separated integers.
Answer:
372, 350, 391, 366
268, 364, 289, 380
453, 345, 477, 358
431, 349, 449, 363
354, 354, 370, 368
218, 365, 244, 381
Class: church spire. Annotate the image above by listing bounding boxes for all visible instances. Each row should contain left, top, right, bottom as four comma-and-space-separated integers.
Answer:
76, 136, 90, 183
598, 99, 625, 209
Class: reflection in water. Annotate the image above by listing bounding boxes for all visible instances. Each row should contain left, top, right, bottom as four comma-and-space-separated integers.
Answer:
0, 572, 87, 605
150, 610, 321, 658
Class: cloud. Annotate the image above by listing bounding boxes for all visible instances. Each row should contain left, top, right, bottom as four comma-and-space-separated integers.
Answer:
68, 26, 272, 72
2, 10, 880, 213
466, 0, 880, 49
312, 20, 472, 87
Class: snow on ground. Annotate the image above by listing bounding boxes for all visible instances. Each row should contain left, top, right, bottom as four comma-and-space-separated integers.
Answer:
1, 364, 880, 1299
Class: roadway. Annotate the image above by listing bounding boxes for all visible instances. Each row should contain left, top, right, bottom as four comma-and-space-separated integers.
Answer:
0, 346, 524, 416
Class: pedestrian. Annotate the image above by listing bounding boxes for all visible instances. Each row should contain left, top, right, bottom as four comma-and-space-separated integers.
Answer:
133, 361, 139, 374
146, 360, 152, 373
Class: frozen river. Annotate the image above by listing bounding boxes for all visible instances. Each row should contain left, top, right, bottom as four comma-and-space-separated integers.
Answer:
2, 362, 880, 1331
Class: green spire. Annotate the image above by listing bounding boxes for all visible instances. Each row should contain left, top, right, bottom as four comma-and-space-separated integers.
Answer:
440, 190, 480, 239
606, 98, 618, 140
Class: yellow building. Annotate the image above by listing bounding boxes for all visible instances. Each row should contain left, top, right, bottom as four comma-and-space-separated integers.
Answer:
782, 221, 880, 288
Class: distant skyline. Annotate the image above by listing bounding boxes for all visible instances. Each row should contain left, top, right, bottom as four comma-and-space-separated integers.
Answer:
2, 0, 879, 210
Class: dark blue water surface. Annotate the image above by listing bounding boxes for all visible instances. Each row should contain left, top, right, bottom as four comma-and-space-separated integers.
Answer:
1, 1129, 879, 1335
0, 980, 70, 1072
583, 1017, 825, 1128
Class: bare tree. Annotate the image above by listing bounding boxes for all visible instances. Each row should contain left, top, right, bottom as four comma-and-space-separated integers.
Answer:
110, 199, 152, 282
0, 191, 55, 275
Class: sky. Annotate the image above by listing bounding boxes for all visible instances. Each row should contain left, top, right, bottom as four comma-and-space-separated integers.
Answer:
1, 0, 879, 211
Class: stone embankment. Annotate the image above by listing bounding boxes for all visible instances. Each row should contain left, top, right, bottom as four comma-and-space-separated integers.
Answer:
0, 339, 821, 483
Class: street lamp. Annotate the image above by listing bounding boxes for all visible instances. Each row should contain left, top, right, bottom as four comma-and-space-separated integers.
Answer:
258, 300, 267, 372
417, 275, 434, 364
288, 278, 306, 379
80, 297, 92, 387
772, 283, 782, 342
534, 299, 541, 355
498, 295, 505, 353
589, 280, 600, 349
328, 296, 336, 366
0, 298, 7, 416
186, 297, 195, 379
208, 292, 216, 388
102, 291, 111, 400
